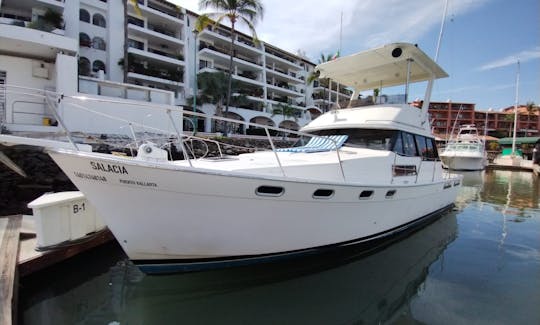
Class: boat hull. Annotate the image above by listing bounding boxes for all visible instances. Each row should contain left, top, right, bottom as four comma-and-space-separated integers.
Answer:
48, 149, 460, 273
440, 155, 486, 171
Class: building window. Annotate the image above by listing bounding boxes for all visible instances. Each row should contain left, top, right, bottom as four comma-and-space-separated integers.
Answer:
128, 38, 144, 50
92, 60, 106, 73
92, 13, 106, 28
78, 57, 91, 76
79, 9, 90, 23
92, 37, 106, 51
79, 33, 91, 47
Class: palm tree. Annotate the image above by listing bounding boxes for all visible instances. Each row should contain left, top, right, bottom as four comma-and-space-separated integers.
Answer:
271, 103, 299, 121
525, 101, 538, 136
307, 52, 339, 112
198, 0, 264, 136
188, 72, 245, 133
503, 113, 515, 137
123, 0, 142, 83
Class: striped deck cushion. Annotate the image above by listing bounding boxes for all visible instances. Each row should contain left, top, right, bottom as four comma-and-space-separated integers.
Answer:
276, 135, 348, 153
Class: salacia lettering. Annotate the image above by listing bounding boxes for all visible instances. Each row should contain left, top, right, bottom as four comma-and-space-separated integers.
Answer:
90, 161, 129, 174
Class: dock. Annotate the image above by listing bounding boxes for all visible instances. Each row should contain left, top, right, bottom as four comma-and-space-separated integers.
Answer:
0, 215, 21, 325
488, 156, 539, 176
0, 214, 113, 325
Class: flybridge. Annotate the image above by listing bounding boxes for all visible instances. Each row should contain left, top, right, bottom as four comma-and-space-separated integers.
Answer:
314, 42, 448, 120
314, 43, 448, 92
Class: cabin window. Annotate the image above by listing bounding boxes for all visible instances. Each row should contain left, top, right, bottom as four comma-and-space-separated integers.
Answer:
392, 132, 405, 155
402, 132, 418, 156
313, 189, 334, 199
426, 138, 439, 160
311, 128, 395, 150
415, 135, 428, 160
386, 190, 397, 198
359, 190, 374, 199
256, 185, 284, 197
393, 165, 417, 176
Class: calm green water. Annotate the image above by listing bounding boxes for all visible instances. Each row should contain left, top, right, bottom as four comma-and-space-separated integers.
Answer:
19, 170, 540, 325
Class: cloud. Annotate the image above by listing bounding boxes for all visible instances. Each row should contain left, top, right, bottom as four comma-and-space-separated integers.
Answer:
478, 47, 540, 71
170, 0, 490, 61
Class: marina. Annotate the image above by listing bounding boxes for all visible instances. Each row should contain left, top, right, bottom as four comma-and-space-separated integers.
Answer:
0, 0, 538, 324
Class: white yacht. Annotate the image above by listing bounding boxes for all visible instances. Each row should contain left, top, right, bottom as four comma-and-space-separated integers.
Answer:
440, 124, 487, 171
19, 43, 461, 274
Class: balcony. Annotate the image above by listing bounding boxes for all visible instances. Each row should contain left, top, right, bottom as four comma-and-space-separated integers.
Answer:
131, 0, 184, 24
265, 67, 303, 84
266, 81, 302, 98
198, 28, 262, 55
127, 23, 184, 46
265, 49, 302, 70
0, 18, 77, 59
199, 43, 263, 72
128, 47, 184, 66
198, 67, 264, 88
127, 62, 184, 85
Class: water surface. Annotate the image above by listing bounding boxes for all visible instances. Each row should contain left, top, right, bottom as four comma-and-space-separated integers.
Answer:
19, 170, 540, 324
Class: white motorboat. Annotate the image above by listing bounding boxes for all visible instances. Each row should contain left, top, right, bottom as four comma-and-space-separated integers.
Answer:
17, 43, 460, 273
440, 124, 487, 171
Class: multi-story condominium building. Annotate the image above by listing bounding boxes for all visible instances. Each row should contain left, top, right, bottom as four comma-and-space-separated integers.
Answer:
0, 0, 353, 136
423, 101, 539, 138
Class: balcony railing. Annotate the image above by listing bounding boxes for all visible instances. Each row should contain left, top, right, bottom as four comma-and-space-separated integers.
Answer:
147, 48, 184, 61
147, 24, 177, 38
129, 64, 183, 82
199, 43, 262, 66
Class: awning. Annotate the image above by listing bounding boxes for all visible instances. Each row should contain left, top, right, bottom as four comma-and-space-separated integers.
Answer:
498, 136, 540, 145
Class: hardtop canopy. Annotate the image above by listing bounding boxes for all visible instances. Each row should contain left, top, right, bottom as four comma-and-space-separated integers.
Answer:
314, 43, 448, 92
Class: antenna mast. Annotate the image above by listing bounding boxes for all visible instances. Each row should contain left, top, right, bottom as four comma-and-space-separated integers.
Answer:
421, 0, 449, 120
511, 60, 520, 156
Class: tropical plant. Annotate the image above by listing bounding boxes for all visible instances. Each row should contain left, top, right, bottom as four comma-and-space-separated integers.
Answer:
123, 0, 142, 82
43, 9, 63, 29
198, 0, 264, 136
307, 52, 337, 112
271, 103, 300, 121
28, 9, 63, 32
525, 101, 538, 136
503, 113, 515, 137
187, 72, 245, 132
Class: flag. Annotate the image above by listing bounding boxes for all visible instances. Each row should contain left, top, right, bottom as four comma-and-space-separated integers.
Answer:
331, 50, 340, 61
129, 0, 142, 17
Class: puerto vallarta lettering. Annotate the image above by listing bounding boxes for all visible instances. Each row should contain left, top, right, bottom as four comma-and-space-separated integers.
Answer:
90, 161, 128, 174
119, 179, 158, 187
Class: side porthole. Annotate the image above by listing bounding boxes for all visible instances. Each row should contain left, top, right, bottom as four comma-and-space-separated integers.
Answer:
359, 190, 374, 199
313, 189, 334, 199
385, 190, 396, 198
256, 185, 284, 197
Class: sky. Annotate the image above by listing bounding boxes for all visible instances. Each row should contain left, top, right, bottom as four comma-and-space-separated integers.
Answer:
170, 0, 539, 111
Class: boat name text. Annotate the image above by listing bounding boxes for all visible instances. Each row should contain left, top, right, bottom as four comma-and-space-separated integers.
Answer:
90, 162, 128, 174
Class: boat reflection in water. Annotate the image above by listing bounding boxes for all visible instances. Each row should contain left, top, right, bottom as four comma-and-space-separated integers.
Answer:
453, 171, 485, 208
21, 212, 458, 324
